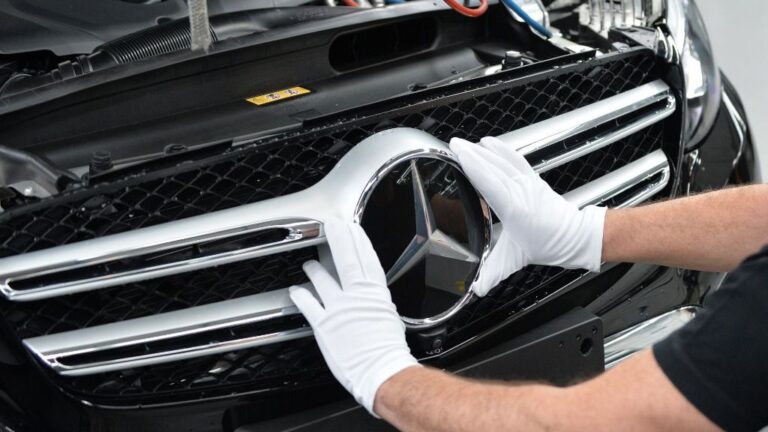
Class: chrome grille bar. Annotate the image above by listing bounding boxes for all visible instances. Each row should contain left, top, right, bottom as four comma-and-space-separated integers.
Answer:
563, 149, 670, 209
3, 219, 322, 302
24, 288, 310, 376
532, 98, 673, 174
495, 79, 674, 173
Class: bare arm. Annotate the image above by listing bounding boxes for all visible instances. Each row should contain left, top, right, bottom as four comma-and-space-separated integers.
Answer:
603, 184, 768, 272
372, 187, 767, 430
374, 350, 718, 432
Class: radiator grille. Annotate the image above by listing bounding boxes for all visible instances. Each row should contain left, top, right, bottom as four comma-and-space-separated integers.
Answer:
0, 48, 671, 406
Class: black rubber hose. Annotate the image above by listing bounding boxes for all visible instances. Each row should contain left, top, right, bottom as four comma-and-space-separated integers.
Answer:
98, 18, 218, 65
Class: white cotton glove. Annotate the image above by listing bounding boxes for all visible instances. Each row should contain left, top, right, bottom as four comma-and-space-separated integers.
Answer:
449, 136, 607, 297
288, 220, 419, 416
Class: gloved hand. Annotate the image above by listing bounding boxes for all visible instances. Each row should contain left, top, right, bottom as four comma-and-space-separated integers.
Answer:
289, 220, 419, 415
449, 136, 607, 296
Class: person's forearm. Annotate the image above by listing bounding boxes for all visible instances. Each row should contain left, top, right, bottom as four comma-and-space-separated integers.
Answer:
373, 351, 718, 432
374, 366, 561, 432
602, 184, 768, 272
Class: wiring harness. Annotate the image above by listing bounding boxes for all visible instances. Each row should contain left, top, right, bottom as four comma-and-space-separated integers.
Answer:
442, 0, 489, 17
500, 0, 552, 37
335, 0, 551, 38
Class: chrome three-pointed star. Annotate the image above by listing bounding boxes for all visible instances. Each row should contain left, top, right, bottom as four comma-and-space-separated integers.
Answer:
386, 161, 479, 294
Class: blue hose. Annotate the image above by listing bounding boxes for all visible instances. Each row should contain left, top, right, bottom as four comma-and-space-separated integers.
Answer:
500, 0, 553, 38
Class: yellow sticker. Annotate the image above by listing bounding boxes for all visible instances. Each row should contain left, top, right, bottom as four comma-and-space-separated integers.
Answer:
246, 86, 311, 106
455, 280, 466, 294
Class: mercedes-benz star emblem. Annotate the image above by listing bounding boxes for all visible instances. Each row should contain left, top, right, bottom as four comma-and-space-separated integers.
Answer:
386, 160, 479, 285
360, 157, 490, 323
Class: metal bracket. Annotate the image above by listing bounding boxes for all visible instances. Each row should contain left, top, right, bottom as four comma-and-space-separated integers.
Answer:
0, 147, 77, 206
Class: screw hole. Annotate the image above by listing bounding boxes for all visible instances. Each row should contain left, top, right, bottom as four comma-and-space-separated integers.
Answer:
580, 338, 593, 356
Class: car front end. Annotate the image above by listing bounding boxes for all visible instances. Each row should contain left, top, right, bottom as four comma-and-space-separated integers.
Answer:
0, 0, 755, 430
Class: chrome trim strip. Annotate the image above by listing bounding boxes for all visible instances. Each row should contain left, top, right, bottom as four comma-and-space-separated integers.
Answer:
563, 150, 670, 209
533, 98, 674, 174
604, 306, 700, 368
24, 288, 310, 376
495, 80, 674, 173
4, 220, 322, 302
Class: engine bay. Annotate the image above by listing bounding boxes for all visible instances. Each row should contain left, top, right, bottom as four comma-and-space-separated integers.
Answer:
0, 0, 668, 210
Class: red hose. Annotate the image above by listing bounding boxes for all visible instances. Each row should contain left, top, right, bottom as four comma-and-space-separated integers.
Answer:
342, 0, 358, 6
443, 0, 488, 17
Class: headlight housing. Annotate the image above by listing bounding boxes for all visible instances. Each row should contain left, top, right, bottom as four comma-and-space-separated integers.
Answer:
666, 0, 721, 148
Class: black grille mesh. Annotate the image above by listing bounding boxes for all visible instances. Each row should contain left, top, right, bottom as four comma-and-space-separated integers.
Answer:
0, 49, 669, 405
0, 142, 339, 258
65, 337, 328, 403
448, 266, 583, 342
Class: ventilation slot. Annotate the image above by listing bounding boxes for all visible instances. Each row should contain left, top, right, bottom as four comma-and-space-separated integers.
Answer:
329, 17, 438, 72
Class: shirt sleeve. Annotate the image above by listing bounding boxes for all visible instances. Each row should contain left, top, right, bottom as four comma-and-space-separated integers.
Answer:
653, 248, 768, 432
